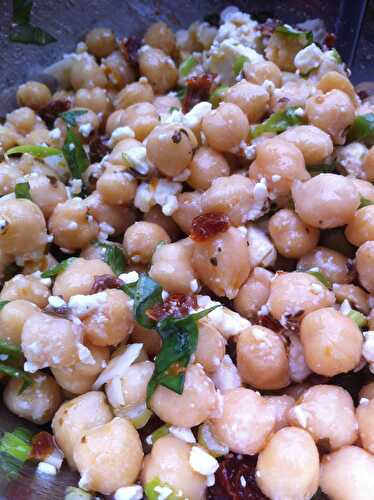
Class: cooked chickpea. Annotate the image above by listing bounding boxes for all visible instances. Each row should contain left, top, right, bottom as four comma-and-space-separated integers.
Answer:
70, 54, 108, 90
280, 125, 334, 165
363, 145, 374, 181
0, 198, 47, 257
141, 436, 206, 500
96, 165, 137, 206
119, 102, 159, 141
265, 395, 295, 432
320, 446, 374, 500
201, 175, 255, 226
297, 246, 351, 285
3, 373, 62, 425
22, 313, 79, 370
85, 191, 136, 236
300, 307, 362, 376
305, 89, 355, 144
52, 391, 112, 468
151, 363, 216, 427
268, 272, 335, 321
85, 28, 116, 58
243, 60, 282, 87
51, 343, 109, 395
359, 382, 374, 401
333, 283, 369, 314
355, 398, 374, 454
6, 107, 36, 134
0, 299, 40, 344
345, 205, 374, 246
317, 71, 358, 105
153, 95, 181, 114
256, 427, 319, 500
27, 173, 68, 218
233, 267, 272, 319
115, 79, 154, 109
195, 321, 225, 373
123, 221, 170, 264
144, 205, 181, 241
102, 51, 136, 90
210, 388, 274, 454
250, 137, 309, 199
0, 125, 20, 152
292, 174, 360, 228
53, 257, 114, 301
356, 241, 374, 293
187, 146, 230, 190
75, 87, 112, 117
351, 177, 374, 200
144, 21, 176, 55
139, 47, 178, 94
172, 192, 203, 234
202, 103, 249, 152
0, 274, 50, 308
17, 81, 51, 110
106, 136, 141, 165
192, 227, 251, 299
225, 80, 269, 123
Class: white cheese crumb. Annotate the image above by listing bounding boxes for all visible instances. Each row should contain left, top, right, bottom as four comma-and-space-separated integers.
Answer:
294, 107, 305, 117
240, 476, 247, 487
77, 343, 95, 365
271, 174, 281, 182
154, 485, 174, 500
340, 299, 352, 315
189, 446, 219, 476
169, 426, 196, 443
40, 277, 52, 287
36, 462, 57, 475
183, 101, 212, 129
68, 291, 107, 317
190, 279, 199, 293
68, 178, 82, 195
310, 283, 323, 294
79, 122, 94, 138
207, 474, 215, 487
161, 194, 179, 216
359, 397, 370, 406
161, 290, 169, 301
49, 128, 62, 140
119, 271, 139, 284
294, 43, 323, 74
24, 361, 40, 373
114, 485, 143, 500
48, 296, 66, 308
109, 126, 135, 146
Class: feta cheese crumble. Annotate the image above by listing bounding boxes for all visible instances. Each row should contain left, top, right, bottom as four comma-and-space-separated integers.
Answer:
189, 446, 219, 476
114, 485, 143, 500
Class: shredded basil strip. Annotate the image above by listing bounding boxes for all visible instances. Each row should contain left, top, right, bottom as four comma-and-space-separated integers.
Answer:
307, 163, 336, 176
133, 274, 163, 329
275, 24, 313, 46
0, 301, 10, 311
15, 182, 32, 200
251, 106, 305, 138
98, 243, 125, 276
62, 128, 89, 179
0, 426, 33, 480
7, 145, 62, 158
210, 85, 229, 108
0, 340, 23, 360
41, 257, 75, 278
60, 110, 88, 128
180, 56, 199, 77
359, 196, 374, 209
308, 270, 332, 289
10, 1, 56, 45
144, 477, 181, 500
347, 113, 374, 145
0, 363, 33, 394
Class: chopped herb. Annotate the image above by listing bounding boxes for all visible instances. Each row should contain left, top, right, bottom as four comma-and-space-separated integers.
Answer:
180, 56, 199, 77
133, 274, 163, 329
250, 106, 305, 138
168, 106, 179, 113
62, 128, 89, 179
347, 113, 374, 145
41, 257, 75, 278
144, 477, 181, 500
210, 85, 229, 108
10, 1, 56, 45
0, 426, 33, 480
15, 182, 31, 200
64, 487, 93, 499
347, 309, 367, 329
98, 243, 125, 276
233, 55, 249, 76
6, 145, 62, 158
330, 48, 342, 64
0, 340, 23, 360
175, 86, 187, 101
146, 424, 170, 445
359, 196, 374, 208
0, 301, 10, 311
275, 24, 313, 46
308, 270, 332, 289
307, 163, 336, 176
60, 110, 88, 128
0, 364, 33, 394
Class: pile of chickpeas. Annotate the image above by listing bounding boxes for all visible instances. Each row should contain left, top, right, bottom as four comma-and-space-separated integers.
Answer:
2, 7, 374, 499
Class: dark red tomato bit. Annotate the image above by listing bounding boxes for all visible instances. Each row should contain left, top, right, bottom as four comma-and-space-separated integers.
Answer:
119, 36, 142, 67
324, 32, 336, 49
146, 293, 198, 321
254, 312, 284, 334
39, 99, 71, 128
183, 73, 215, 113
91, 274, 124, 294
190, 212, 230, 241
207, 454, 269, 500
31, 432, 55, 461
89, 132, 111, 163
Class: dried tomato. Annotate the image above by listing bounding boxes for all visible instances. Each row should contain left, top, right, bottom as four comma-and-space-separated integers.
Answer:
88, 132, 111, 163
183, 73, 215, 113
254, 313, 285, 334
39, 99, 71, 128
324, 32, 336, 49
190, 212, 230, 241
207, 454, 269, 500
31, 432, 55, 461
119, 36, 142, 67
146, 293, 198, 321
91, 274, 124, 294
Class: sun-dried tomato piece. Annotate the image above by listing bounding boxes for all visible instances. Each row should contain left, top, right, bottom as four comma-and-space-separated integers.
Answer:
118, 36, 142, 67
91, 274, 124, 294
190, 212, 230, 241
31, 432, 55, 461
39, 99, 71, 128
146, 293, 198, 321
88, 132, 111, 163
324, 32, 336, 49
254, 313, 284, 334
183, 73, 215, 113
207, 454, 269, 500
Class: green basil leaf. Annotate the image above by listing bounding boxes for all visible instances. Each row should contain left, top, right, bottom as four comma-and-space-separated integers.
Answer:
7, 145, 62, 158
347, 114, 374, 145
134, 274, 163, 329
275, 24, 313, 46
233, 55, 249, 77
308, 270, 332, 289
60, 110, 88, 128
180, 56, 199, 77
0, 301, 10, 311
251, 106, 305, 138
99, 243, 125, 276
121, 282, 137, 300
175, 87, 187, 101
0, 425, 33, 480
0, 340, 23, 360
13, 0, 33, 25
210, 85, 229, 108
10, 24, 56, 45
168, 106, 179, 113
15, 182, 31, 200
329, 48, 342, 64
0, 363, 33, 394
359, 196, 374, 209
41, 257, 75, 278
62, 128, 89, 179
307, 163, 336, 176
144, 477, 181, 500
347, 309, 367, 329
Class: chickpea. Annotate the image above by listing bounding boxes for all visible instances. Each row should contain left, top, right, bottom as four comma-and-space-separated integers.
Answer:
243, 60, 282, 87
53, 258, 114, 301
300, 307, 362, 376
201, 175, 256, 226
187, 146, 229, 190
359, 382, 374, 401
333, 283, 369, 314
147, 124, 197, 177
317, 71, 358, 105
268, 272, 335, 321
144, 205, 181, 241
265, 395, 295, 432
153, 95, 181, 114
192, 227, 251, 299
195, 321, 225, 373
85, 28, 116, 58
123, 221, 170, 264
225, 80, 269, 123
51, 343, 109, 395
144, 21, 176, 55
105, 110, 128, 136
82, 289, 134, 347
0, 299, 40, 344
172, 192, 203, 234
17, 81, 51, 110
280, 125, 334, 165
106, 137, 141, 165
6, 107, 36, 134
85, 191, 136, 236
351, 177, 374, 200
150, 238, 196, 294
27, 173, 68, 218
22, 313, 79, 370
265, 32, 307, 71
0, 198, 47, 257
131, 324, 161, 358
0, 125, 20, 153
211, 353, 242, 392
210, 388, 274, 454
96, 165, 137, 206
355, 398, 374, 454
202, 103, 249, 152
256, 427, 319, 500
305, 89, 355, 144
141, 436, 206, 500
0, 274, 50, 308
102, 51, 136, 90
119, 102, 159, 141
115, 80, 154, 109
139, 47, 178, 94
75, 87, 112, 118
356, 241, 374, 293
320, 446, 374, 500
345, 205, 374, 247
3, 373, 62, 425
292, 174, 360, 229
297, 246, 351, 285
233, 267, 272, 319
363, 145, 374, 181
52, 391, 112, 468
70, 54, 108, 90
23, 253, 58, 276
250, 137, 309, 199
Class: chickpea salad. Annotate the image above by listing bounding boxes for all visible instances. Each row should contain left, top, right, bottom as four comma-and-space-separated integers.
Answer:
1, 3, 374, 500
